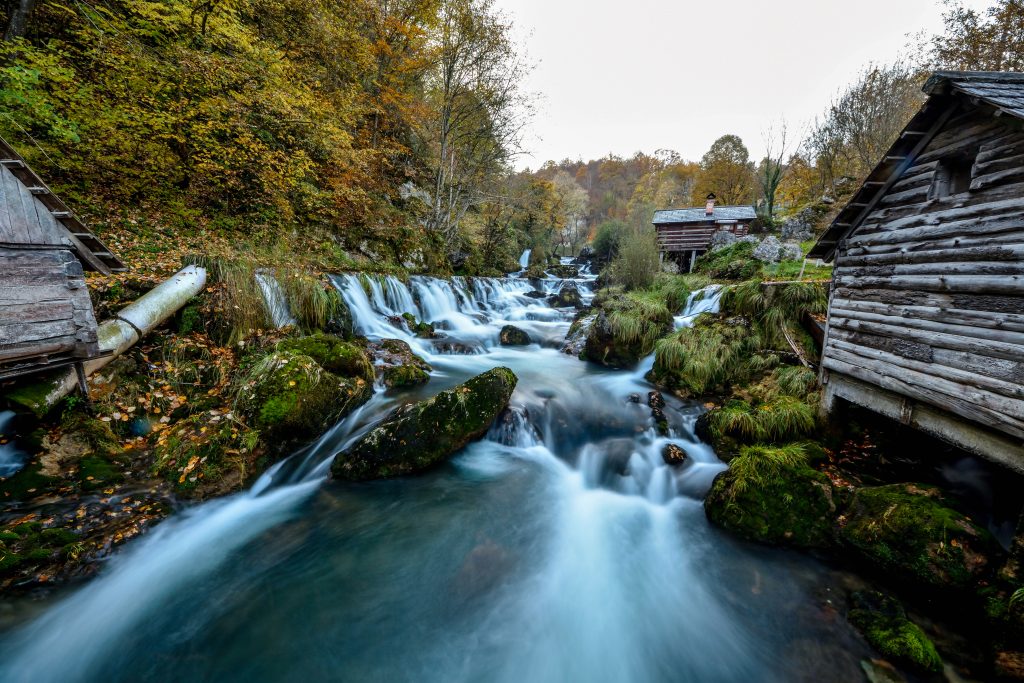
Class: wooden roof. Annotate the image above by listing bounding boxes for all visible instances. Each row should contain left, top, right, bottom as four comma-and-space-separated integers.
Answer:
652, 205, 757, 225
809, 70, 1024, 262
0, 136, 124, 274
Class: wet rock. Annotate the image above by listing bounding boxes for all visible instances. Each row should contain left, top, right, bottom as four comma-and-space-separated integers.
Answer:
277, 333, 374, 383
848, 591, 942, 674
523, 290, 549, 299
839, 483, 1000, 590
235, 349, 372, 454
368, 339, 431, 389
547, 264, 579, 279
331, 367, 518, 481
705, 456, 836, 548
499, 325, 531, 346
553, 282, 582, 308
433, 340, 483, 355
562, 312, 596, 356
860, 659, 906, 683
995, 651, 1024, 680
627, 393, 641, 404
582, 296, 672, 369
662, 443, 688, 466
401, 312, 436, 338
648, 391, 665, 409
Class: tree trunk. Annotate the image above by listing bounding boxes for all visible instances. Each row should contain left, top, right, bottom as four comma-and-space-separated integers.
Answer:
4, 0, 38, 41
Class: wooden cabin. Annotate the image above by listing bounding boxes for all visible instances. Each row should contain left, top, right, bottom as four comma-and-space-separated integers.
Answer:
653, 194, 756, 271
810, 71, 1024, 471
0, 136, 124, 384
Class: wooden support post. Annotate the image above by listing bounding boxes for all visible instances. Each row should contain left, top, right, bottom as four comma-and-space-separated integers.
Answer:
689, 250, 697, 273
74, 362, 89, 400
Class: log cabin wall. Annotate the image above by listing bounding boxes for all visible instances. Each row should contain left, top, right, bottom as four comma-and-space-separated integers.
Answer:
821, 104, 1024, 468
655, 221, 751, 253
0, 246, 100, 373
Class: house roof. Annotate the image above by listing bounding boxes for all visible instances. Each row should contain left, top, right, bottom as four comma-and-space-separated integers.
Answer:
653, 205, 757, 225
809, 70, 1024, 262
0, 136, 124, 274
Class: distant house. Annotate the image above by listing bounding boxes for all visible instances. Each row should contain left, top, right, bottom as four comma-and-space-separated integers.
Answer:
652, 193, 756, 271
0, 136, 125, 385
810, 71, 1024, 469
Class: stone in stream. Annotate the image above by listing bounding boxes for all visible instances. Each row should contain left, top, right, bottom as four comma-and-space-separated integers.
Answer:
661, 443, 688, 466
499, 325, 531, 346
627, 393, 641, 404
847, 591, 942, 674
523, 290, 549, 299
553, 282, 582, 308
839, 483, 999, 590
367, 339, 431, 389
331, 367, 518, 481
561, 312, 596, 356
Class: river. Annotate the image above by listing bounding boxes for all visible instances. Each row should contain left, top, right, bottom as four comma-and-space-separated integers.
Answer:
0, 263, 874, 682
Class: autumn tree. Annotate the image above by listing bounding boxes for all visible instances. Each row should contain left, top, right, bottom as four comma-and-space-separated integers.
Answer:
756, 122, 790, 222
691, 134, 756, 206
420, 0, 532, 257
551, 170, 589, 254
932, 0, 1024, 71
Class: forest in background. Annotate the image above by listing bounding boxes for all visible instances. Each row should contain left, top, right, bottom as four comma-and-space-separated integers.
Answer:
0, 0, 1022, 277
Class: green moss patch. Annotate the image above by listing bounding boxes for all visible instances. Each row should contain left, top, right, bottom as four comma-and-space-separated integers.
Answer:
848, 590, 942, 673
276, 334, 374, 383
583, 292, 673, 368
840, 484, 1000, 590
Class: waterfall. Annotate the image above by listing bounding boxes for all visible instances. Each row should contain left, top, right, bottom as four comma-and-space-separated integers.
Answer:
254, 271, 296, 328
518, 249, 531, 269
0, 411, 26, 477
674, 284, 724, 330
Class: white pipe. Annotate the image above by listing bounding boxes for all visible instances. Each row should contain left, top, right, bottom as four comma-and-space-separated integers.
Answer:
10, 266, 207, 415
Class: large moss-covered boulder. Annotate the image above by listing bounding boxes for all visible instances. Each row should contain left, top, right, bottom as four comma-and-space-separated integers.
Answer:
582, 293, 672, 368
848, 591, 943, 673
839, 484, 1000, 590
331, 366, 517, 481
276, 333, 373, 383
704, 446, 836, 548
235, 350, 371, 451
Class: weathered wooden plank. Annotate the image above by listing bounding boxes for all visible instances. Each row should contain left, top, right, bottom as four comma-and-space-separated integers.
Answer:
828, 338, 1024, 402
834, 274, 1023, 295
0, 285, 76, 303
0, 339, 76, 363
822, 355, 1024, 440
973, 151, 1024, 176
830, 297, 1024, 333
832, 288, 1024, 314
932, 346, 1024, 384
828, 315, 1024, 360
835, 261, 1024, 278
0, 319, 78, 345
837, 244, 1024, 267
853, 214, 1024, 250
0, 300, 73, 324
842, 232, 1024, 258
859, 180, 1024, 229
878, 184, 930, 206
970, 167, 1024, 192
828, 327, 935, 362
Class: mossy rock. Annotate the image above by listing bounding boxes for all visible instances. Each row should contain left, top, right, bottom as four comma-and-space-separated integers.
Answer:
848, 590, 942, 673
704, 459, 836, 548
235, 350, 372, 452
582, 294, 672, 369
331, 366, 517, 481
382, 364, 430, 389
839, 483, 1000, 590
0, 521, 81, 577
276, 334, 374, 383
499, 325, 531, 346
401, 313, 435, 339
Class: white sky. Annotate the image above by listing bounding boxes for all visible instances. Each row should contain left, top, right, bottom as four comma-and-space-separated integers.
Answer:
497, 0, 994, 169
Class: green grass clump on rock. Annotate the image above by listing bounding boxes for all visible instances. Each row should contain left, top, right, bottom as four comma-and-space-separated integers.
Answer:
276, 333, 373, 383
332, 367, 517, 481
583, 291, 673, 368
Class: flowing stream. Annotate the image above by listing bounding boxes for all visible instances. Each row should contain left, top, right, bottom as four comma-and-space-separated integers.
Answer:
0, 268, 873, 682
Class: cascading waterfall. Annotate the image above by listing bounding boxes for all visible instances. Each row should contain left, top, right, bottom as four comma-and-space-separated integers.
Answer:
254, 271, 297, 328
518, 249, 531, 270
0, 269, 866, 683
0, 410, 26, 477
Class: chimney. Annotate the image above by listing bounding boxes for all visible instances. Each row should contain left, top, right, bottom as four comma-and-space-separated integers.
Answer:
705, 193, 716, 216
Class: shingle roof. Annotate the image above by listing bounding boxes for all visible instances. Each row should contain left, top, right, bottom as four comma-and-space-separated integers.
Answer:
809, 70, 1024, 262
653, 205, 757, 225
0, 136, 124, 274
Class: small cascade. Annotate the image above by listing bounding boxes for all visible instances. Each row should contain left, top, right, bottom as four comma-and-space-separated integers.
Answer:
488, 406, 542, 448
254, 271, 297, 328
518, 249, 531, 270
674, 285, 724, 330
0, 411, 26, 478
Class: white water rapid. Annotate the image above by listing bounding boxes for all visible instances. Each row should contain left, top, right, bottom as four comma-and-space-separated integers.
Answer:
0, 268, 870, 683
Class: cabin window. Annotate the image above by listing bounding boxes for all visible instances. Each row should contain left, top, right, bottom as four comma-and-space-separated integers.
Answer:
930, 154, 975, 199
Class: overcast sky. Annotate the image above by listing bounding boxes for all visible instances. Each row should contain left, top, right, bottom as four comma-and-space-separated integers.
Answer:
496, 0, 993, 170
